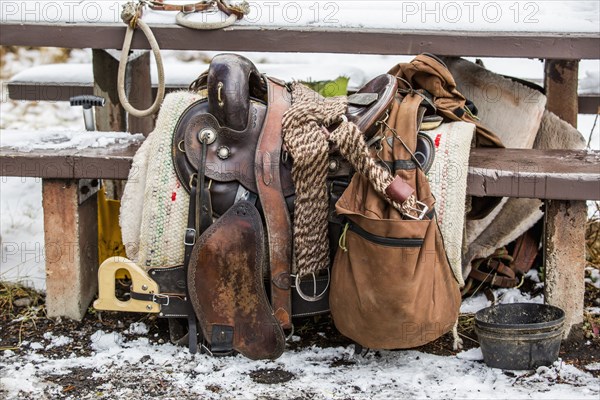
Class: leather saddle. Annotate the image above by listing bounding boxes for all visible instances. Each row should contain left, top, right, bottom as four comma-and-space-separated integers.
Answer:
171, 54, 435, 359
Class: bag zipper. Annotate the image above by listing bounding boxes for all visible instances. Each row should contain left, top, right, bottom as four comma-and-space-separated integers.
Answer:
347, 223, 424, 248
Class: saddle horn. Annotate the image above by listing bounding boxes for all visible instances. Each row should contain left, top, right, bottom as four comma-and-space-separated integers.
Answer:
207, 54, 264, 131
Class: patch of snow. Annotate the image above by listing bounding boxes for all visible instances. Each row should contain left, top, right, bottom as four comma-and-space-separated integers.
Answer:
0, 130, 144, 152
586, 266, 600, 289
586, 307, 600, 315
9, 63, 94, 85
586, 362, 600, 371
90, 330, 124, 352
125, 322, 149, 336
525, 269, 541, 284
1, 331, 599, 399
456, 347, 484, 361
8, 61, 370, 91
29, 342, 43, 350
580, 69, 600, 95
45, 335, 73, 350
461, 287, 544, 314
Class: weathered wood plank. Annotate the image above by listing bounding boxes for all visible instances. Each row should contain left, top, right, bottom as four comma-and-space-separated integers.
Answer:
544, 200, 587, 337
579, 95, 600, 115
1, 23, 599, 59
545, 60, 580, 126
543, 59, 586, 339
467, 149, 600, 200
93, 49, 127, 132
0, 144, 141, 180
2, 147, 599, 200
43, 179, 98, 320
9, 78, 600, 115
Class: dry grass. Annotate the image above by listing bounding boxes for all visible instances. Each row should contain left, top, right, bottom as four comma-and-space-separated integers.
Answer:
0, 282, 46, 350
0, 46, 72, 78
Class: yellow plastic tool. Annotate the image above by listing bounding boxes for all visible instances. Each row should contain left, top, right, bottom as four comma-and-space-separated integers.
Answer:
94, 257, 161, 313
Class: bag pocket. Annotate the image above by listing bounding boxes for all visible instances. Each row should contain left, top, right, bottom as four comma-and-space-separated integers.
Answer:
331, 217, 460, 349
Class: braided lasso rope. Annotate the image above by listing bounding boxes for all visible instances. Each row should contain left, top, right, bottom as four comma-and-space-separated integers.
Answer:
118, 1, 166, 118
282, 83, 415, 278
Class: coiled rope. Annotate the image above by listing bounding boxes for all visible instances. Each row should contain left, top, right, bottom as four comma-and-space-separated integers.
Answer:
118, 1, 166, 118
282, 83, 416, 278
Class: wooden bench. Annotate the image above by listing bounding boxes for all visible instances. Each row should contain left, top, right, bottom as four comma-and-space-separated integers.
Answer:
1, 142, 599, 333
1, 2, 598, 337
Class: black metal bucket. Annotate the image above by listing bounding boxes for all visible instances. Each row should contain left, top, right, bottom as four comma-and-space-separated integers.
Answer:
475, 303, 565, 370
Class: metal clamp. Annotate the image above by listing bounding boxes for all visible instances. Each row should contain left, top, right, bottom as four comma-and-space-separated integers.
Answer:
293, 270, 330, 302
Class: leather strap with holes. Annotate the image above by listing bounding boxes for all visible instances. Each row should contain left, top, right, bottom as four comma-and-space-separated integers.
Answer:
150, 0, 247, 18
150, 0, 214, 13
255, 78, 293, 330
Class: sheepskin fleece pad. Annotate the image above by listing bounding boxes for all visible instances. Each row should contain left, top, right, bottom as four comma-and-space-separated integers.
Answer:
462, 110, 585, 270
441, 57, 585, 278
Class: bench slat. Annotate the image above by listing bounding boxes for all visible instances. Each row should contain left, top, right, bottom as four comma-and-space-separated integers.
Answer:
0, 144, 140, 180
1, 23, 599, 60
8, 64, 598, 114
2, 145, 598, 200
468, 148, 600, 200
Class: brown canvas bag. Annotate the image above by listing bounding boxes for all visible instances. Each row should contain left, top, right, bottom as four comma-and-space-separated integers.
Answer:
330, 93, 461, 349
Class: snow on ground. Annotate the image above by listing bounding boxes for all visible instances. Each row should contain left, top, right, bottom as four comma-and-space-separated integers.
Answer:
1, 328, 599, 400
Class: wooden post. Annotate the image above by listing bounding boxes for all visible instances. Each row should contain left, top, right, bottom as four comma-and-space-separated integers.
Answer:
92, 49, 154, 135
43, 179, 98, 320
93, 49, 127, 199
544, 60, 580, 126
543, 59, 586, 338
92, 49, 153, 198
92, 49, 127, 133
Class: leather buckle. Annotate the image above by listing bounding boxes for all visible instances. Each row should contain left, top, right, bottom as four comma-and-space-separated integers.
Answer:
152, 294, 170, 306
404, 201, 430, 220
184, 228, 196, 246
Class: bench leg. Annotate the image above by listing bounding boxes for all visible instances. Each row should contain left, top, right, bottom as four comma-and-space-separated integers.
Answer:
543, 59, 584, 338
543, 200, 587, 338
43, 179, 98, 320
